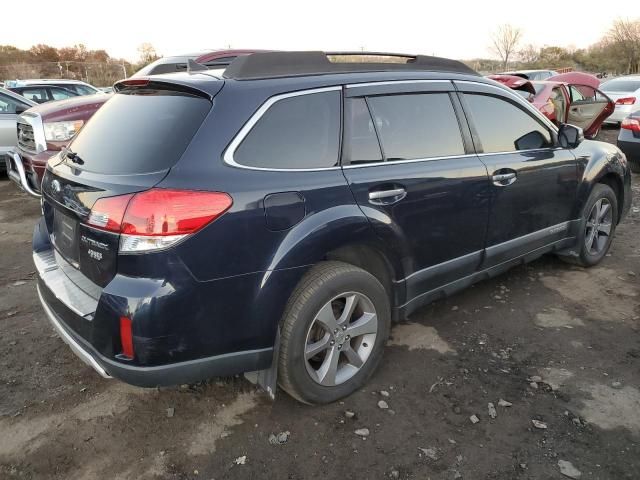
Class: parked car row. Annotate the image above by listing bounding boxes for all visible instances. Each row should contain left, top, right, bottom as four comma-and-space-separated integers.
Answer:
0, 87, 36, 173
4, 49, 263, 196
23, 50, 632, 404
488, 71, 613, 138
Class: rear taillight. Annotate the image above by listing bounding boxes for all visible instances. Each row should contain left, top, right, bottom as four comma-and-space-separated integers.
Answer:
119, 316, 134, 359
88, 194, 134, 232
86, 189, 233, 252
616, 97, 636, 106
621, 117, 640, 132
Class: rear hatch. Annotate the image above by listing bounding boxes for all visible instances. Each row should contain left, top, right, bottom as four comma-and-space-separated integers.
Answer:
42, 79, 219, 289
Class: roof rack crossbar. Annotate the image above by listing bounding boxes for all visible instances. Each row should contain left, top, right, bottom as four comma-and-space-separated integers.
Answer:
223, 51, 478, 80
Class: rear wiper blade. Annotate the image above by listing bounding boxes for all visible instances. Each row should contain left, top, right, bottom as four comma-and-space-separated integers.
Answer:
62, 147, 85, 165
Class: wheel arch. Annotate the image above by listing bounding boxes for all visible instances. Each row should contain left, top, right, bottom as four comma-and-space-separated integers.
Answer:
575, 141, 629, 224
596, 172, 623, 221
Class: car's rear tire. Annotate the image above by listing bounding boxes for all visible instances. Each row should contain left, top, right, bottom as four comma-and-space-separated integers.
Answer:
558, 183, 618, 267
278, 261, 391, 405
629, 159, 640, 174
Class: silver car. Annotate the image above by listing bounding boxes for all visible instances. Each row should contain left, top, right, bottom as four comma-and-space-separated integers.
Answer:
0, 87, 36, 173
600, 75, 640, 125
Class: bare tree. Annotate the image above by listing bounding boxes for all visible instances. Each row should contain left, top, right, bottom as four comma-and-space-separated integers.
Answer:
137, 43, 160, 66
607, 18, 640, 73
490, 24, 523, 70
518, 44, 540, 65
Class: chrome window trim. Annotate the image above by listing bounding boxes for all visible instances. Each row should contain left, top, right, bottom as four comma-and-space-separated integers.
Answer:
454, 80, 560, 133
345, 79, 451, 89
223, 86, 343, 172
342, 147, 565, 169
342, 153, 477, 169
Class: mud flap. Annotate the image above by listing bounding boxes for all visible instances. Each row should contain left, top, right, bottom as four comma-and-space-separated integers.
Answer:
244, 328, 280, 400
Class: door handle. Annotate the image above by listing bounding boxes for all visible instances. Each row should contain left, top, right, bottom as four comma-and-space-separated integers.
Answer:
492, 172, 517, 186
368, 187, 406, 204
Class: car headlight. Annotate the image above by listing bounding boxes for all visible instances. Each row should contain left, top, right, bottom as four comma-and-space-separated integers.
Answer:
43, 120, 84, 142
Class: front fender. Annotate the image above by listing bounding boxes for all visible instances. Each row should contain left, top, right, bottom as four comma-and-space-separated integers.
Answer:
573, 139, 631, 221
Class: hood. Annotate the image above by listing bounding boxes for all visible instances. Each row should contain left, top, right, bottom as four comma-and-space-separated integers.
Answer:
25, 95, 110, 123
548, 72, 600, 89
488, 75, 536, 95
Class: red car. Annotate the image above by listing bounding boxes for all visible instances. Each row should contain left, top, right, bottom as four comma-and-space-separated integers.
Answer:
7, 50, 263, 196
488, 72, 614, 139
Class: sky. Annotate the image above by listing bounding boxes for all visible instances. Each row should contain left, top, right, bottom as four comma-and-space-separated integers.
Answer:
0, 0, 633, 62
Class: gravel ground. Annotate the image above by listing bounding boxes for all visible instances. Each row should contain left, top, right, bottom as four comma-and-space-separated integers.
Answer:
0, 126, 639, 480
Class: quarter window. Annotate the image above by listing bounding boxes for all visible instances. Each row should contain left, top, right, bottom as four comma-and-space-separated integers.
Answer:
234, 90, 341, 169
464, 94, 552, 153
51, 88, 75, 101
366, 93, 465, 161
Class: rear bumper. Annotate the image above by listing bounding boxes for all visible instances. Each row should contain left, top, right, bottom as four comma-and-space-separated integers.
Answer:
605, 105, 634, 124
33, 216, 288, 387
618, 138, 640, 162
38, 283, 272, 386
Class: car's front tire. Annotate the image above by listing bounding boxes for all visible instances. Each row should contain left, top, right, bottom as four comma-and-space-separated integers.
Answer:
278, 261, 391, 405
559, 183, 618, 267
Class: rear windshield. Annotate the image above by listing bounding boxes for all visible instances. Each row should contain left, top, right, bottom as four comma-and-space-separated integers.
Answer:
69, 90, 210, 174
600, 79, 640, 92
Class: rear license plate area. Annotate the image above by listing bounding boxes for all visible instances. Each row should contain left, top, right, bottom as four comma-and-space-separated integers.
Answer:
52, 209, 79, 264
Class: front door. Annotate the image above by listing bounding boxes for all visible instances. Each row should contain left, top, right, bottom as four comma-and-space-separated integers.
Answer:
341, 82, 490, 302
566, 84, 614, 137
456, 82, 579, 268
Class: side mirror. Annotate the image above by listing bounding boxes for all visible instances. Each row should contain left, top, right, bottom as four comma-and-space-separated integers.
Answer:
15, 104, 29, 115
515, 130, 549, 150
558, 123, 584, 149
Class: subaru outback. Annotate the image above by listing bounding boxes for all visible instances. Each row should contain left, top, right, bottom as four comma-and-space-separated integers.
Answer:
34, 52, 632, 404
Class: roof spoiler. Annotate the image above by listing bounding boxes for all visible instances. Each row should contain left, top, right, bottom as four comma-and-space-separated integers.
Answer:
223, 51, 479, 80
113, 77, 214, 100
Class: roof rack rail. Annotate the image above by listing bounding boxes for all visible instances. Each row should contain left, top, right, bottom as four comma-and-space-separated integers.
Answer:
223, 51, 478, 80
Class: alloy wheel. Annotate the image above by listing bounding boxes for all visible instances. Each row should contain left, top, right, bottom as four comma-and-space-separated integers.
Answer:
304, 292, 378, 386
585, 198, 613, 255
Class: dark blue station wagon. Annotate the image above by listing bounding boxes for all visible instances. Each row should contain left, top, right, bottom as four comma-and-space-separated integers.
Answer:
34, 52, 632, 404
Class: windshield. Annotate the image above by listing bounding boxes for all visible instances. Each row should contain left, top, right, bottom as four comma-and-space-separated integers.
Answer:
600, 79, 640, 92
68, 90, 211, 175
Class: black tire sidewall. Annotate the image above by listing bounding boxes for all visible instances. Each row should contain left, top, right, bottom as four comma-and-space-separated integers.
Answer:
578, 184, 618, 266
279, 266, 390, 405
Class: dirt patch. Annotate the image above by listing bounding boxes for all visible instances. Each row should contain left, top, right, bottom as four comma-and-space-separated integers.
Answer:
388, 323, 456, 354
538, 367, 575, 391
540, 268, 639, 322
579, 384, 640, 433
535, 308, 585, 328
188, 392, 258, 456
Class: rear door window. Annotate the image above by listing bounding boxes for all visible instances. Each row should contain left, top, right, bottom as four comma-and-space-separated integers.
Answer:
69, 90, 211, 174
365, 93, 465, 161
233, 90, 340, 169
464, 94, 552, 153
20, 88, 48, 103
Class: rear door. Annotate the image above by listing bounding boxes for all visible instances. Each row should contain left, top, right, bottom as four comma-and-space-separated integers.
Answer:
455, 81, 579, 267
566, 84, 613, 136
341, 81, 490, 299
